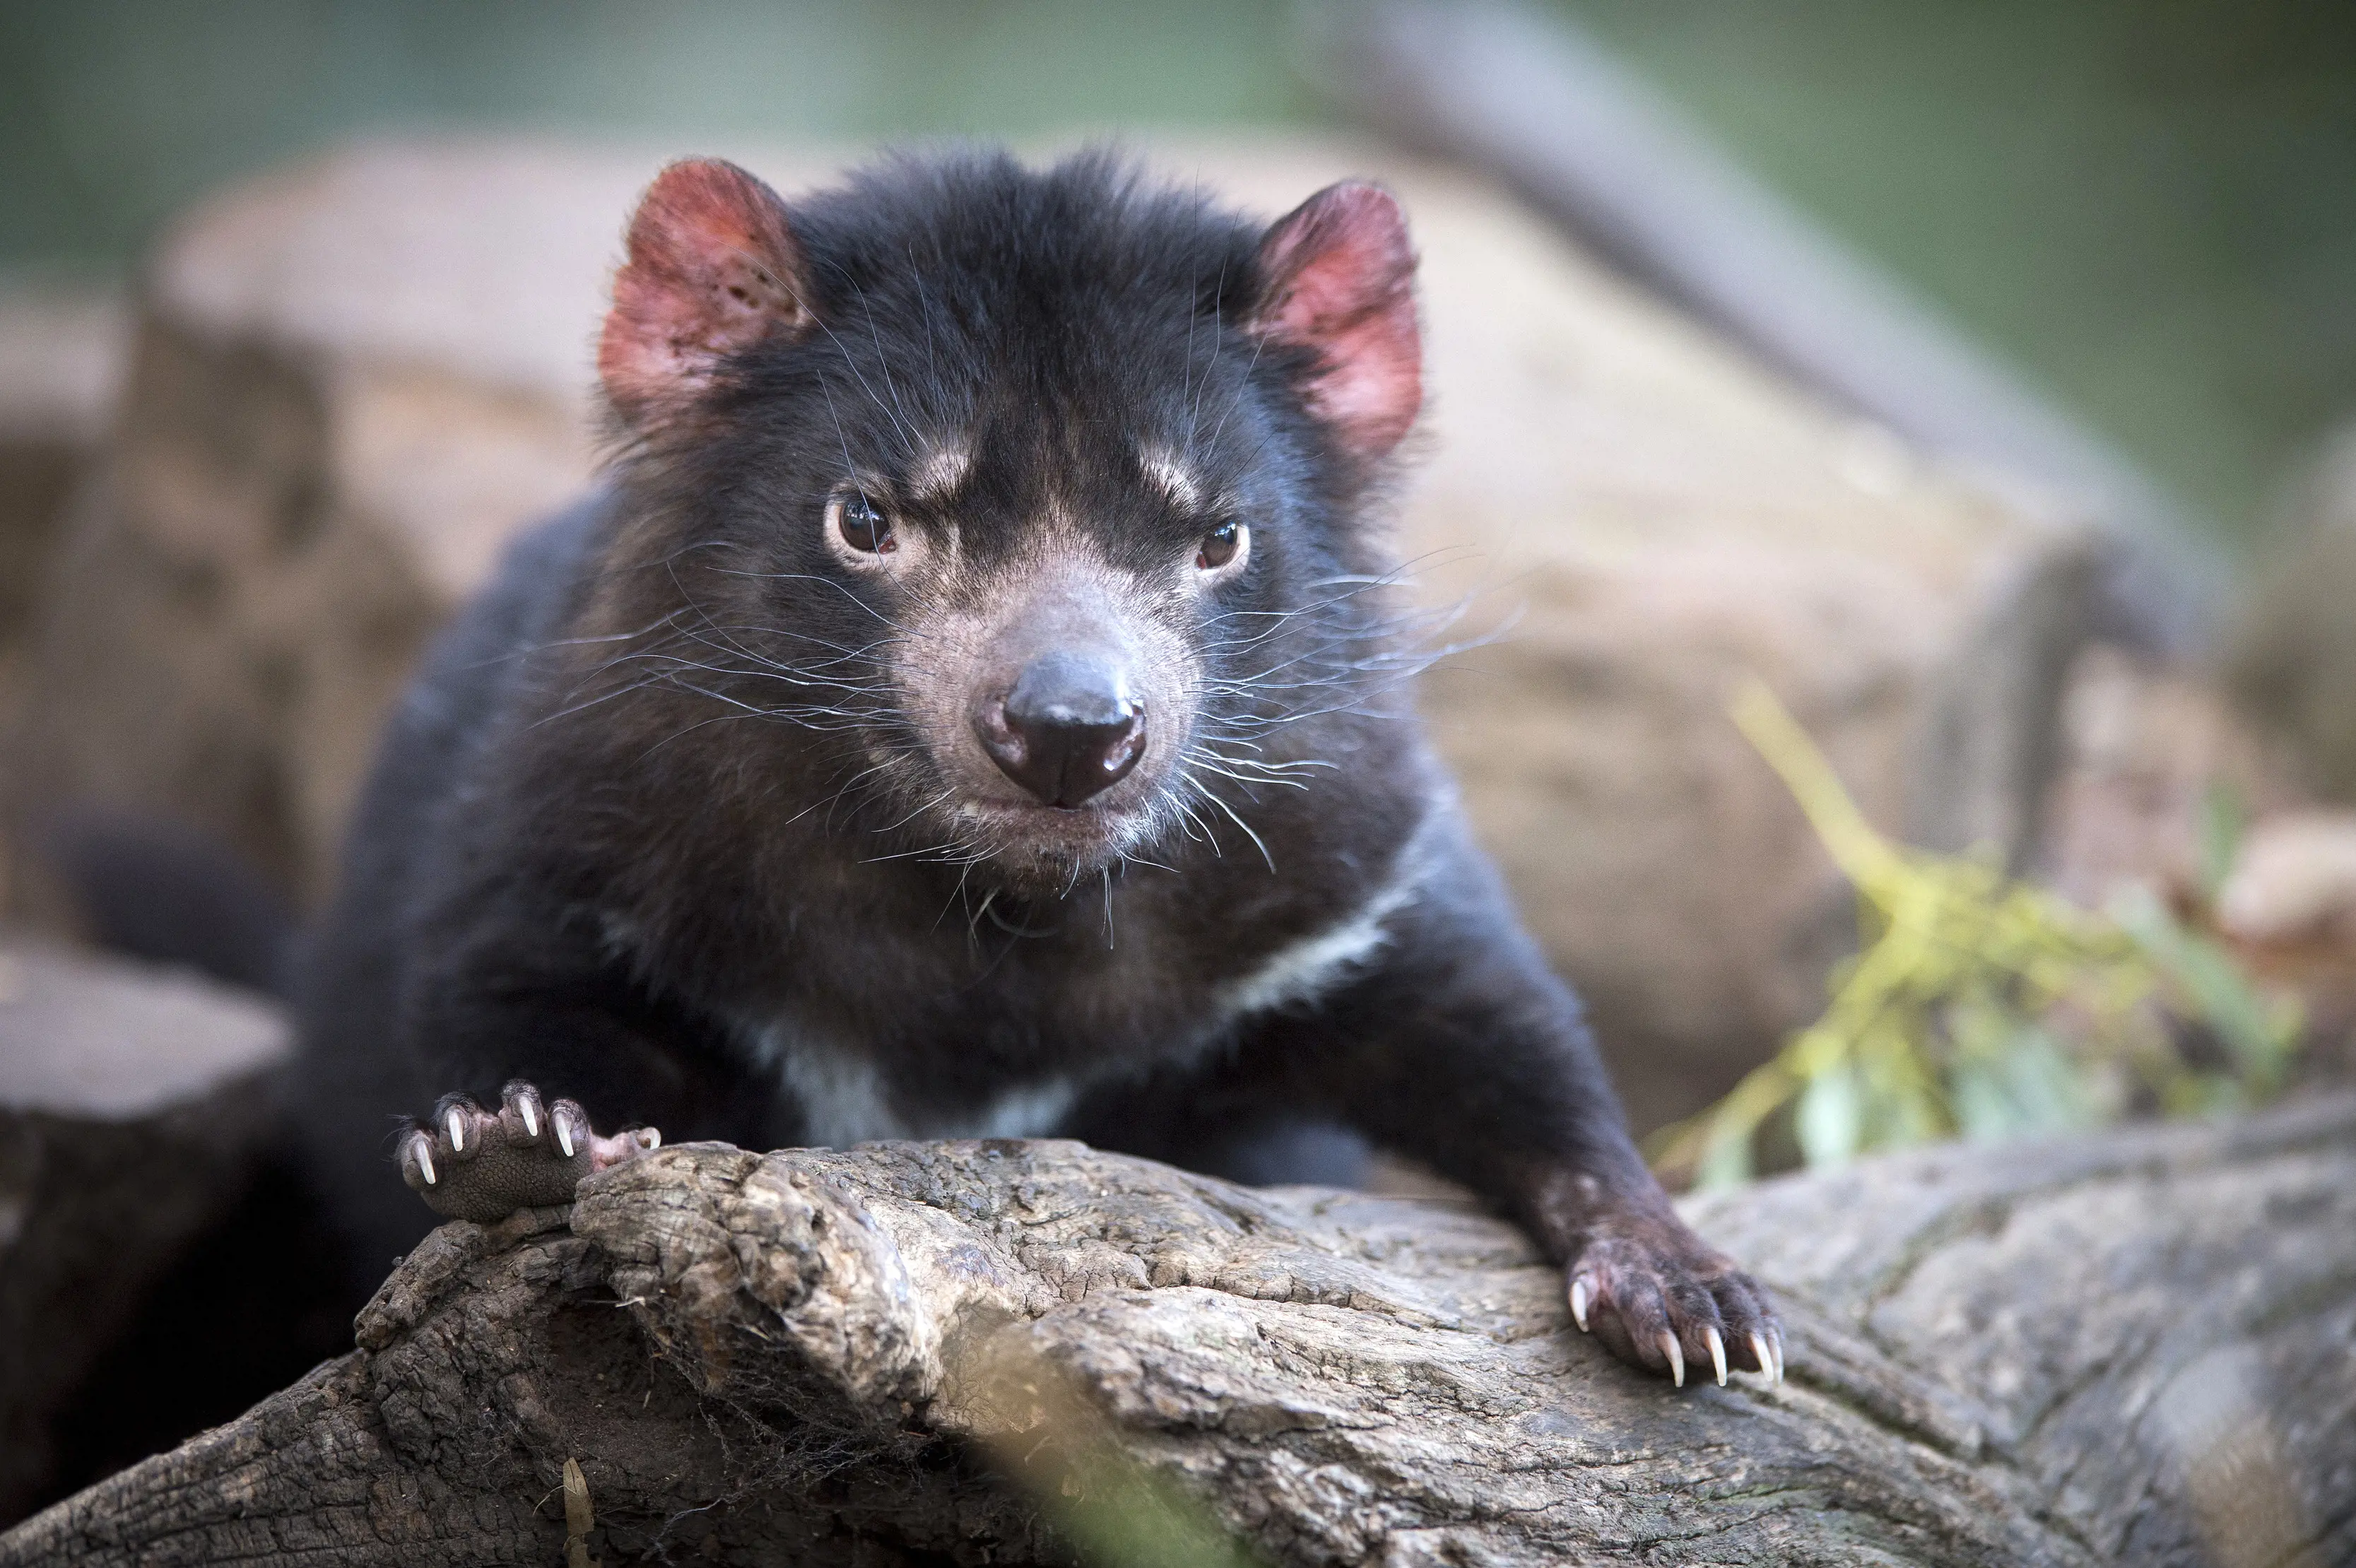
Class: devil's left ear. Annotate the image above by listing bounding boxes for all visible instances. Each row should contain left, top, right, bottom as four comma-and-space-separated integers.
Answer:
1248, 181, 1423, 461
600, 158, 815, 427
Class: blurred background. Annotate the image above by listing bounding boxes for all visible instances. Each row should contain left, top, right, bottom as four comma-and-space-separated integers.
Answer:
8, 0, 2356, 546
4, 0, 2356, 1529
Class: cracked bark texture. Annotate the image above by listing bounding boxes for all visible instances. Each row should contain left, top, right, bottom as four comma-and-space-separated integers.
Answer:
6, 1097, 2352, 1567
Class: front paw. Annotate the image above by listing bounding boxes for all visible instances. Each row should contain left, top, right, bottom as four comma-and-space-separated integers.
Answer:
1567, 1219, 1781, 1389
398, 1079, 660, 1222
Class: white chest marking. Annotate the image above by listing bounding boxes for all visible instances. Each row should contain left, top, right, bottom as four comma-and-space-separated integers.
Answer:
758, 816, 1430, 1143
772, 1037, 899, 1149
967, 1078, 1081, 1140
765, 1032, 1078, 1149
1214, 871, 1421, 1023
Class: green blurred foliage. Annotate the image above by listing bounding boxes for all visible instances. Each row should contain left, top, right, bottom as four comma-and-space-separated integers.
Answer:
1038, 1448, 1264, 1568
1651, 683, 2301, 1189
1569, 0, 2356, 552
0, 0, 1314, 274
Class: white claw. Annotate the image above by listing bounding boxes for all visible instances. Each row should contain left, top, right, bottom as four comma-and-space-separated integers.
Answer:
1661, 1331, 1685, 1388
557, 1118, 575, 1158
1569, 1278, 1591, 1332
446, 1108, 465, 1152
1707, 1326, 1728, 1387
1750, 1331, 1774, 1382
416, 1142, 437, 1186
1772, 1333, 1786, 1385
520, 1100, 538, 1138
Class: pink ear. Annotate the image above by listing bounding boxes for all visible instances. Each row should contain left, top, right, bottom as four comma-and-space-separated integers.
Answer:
600, 159, 813, 425
1250, 182, 1423, 460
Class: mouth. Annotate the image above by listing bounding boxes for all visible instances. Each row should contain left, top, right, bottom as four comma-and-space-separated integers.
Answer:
952, 791, 1150, 871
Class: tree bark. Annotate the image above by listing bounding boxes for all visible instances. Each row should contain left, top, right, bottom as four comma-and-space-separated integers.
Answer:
0, 937, 292, 1523
6, 1096, 2352, 1567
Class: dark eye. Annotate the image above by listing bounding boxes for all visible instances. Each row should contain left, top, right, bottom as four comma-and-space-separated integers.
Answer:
835, 491, 895, 555
1196, 521, 1244, 571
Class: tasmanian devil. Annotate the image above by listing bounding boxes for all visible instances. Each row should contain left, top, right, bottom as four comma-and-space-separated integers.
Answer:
293, 148, 1781, 1389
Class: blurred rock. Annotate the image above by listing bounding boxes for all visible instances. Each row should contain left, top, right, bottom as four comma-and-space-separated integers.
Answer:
2217, 810, 2356, 946
2039, 642, 2308, 912
0, 287, 123, 635
2218, 811, 2356, 1083
5, 148, 644, 902
2037, 647, 2356, 1089
11, 138, 2102, 1127
0, 934, 290, 1524
2229, 421, 2356, 803
1350, 167, 2099, 1127
0, 287, 128, 918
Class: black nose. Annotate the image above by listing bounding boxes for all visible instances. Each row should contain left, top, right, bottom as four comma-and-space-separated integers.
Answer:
975, 652, 1145, 807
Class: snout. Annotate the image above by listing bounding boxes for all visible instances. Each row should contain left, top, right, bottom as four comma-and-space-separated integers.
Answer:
972, 650, 1145, 808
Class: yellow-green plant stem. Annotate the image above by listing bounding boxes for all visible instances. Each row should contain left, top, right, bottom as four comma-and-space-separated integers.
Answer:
1650, 680, 2299, 1189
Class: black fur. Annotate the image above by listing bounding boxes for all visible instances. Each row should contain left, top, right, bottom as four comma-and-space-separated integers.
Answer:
296, 149, 1776, 1381
35, 810, 293, 995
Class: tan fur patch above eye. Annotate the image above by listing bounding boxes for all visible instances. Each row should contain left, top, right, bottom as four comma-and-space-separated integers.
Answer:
907, 444, 974, 502
1138, 447, 1202, 512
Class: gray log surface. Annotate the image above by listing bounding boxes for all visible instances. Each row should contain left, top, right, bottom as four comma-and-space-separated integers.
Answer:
0, 938, 289, 1523
5, 1097, 2352, 1567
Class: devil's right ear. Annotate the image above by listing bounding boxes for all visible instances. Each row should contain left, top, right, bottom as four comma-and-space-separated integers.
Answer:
599, 158, 815, 427
1247, 181, 1422, 462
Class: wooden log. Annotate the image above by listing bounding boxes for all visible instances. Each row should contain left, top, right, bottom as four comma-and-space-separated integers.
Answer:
7, 1095, 2350, 1566
0, 936, 291, 1523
